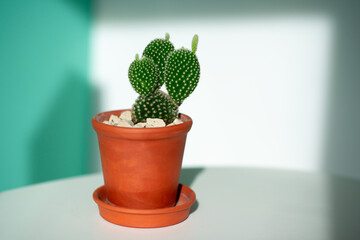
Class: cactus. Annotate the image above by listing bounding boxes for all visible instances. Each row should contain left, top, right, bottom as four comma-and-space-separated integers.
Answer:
143, 33, 175, 90
128, 34, 200, 125
165, 35, 200, 105
132, 90, 178, 124
128, 54, 158, 96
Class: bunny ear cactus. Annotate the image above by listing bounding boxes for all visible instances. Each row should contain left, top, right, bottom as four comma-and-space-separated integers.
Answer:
143, 33, 175, 90
165, 35, 200, 105
129, 34, 200, 125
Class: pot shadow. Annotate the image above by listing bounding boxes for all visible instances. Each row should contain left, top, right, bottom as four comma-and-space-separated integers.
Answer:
179, 167, 204, 214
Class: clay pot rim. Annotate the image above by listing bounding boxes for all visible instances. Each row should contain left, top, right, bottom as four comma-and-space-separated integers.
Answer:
92, 109, 193, 140
93, 185, 196, 215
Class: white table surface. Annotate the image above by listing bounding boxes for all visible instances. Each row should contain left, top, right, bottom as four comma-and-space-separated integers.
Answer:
1, 167, 360, 240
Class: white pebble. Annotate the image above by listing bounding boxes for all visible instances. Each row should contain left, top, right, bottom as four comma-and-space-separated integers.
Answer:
109, 114, 121, 124
134, 122, 147, 128
173, 119, 183, 125
120, 111, 132, 121
146, 118, 166, 128
115, 119, 134, 128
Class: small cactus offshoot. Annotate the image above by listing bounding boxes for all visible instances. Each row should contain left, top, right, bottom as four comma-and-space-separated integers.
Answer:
128, 54, 158, 96
129, 33, 200, 125
143, 33, 175, 90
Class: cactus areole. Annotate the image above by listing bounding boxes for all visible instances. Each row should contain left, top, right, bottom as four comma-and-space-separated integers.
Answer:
129, 33, 200, 123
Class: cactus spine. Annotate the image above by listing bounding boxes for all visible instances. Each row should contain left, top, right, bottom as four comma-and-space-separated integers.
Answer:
129, 34, 200, 125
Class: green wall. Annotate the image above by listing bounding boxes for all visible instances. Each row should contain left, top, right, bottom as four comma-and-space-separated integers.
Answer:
0, 0, 94, 191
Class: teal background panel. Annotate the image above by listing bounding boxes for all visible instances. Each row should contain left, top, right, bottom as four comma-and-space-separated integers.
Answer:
0, 0, 95, 191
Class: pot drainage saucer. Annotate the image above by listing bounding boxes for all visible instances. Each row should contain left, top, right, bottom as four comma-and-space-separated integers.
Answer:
93, 184, 196, 228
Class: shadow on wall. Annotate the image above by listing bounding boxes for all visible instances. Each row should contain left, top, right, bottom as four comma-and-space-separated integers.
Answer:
321, 2, 360, 240
64, 0, 92, 20
29, 72, 99, 184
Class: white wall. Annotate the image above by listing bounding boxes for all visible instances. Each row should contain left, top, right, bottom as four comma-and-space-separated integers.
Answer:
91, 6, 335, 171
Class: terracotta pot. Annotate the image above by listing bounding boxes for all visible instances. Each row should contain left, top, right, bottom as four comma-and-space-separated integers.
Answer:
92, 109, 192, 209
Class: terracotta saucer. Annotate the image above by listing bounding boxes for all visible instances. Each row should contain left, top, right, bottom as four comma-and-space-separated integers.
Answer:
93, 184, 196, 228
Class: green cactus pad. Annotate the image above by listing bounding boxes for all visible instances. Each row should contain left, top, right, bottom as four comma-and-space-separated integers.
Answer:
165, 48, 200, 104
131, 90, 179, 124
143, 35, 174, 90
192, 34, 199, 53
128, 55, 158, 96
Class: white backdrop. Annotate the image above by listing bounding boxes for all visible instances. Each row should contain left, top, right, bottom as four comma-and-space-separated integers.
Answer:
91, 12, 334, 171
